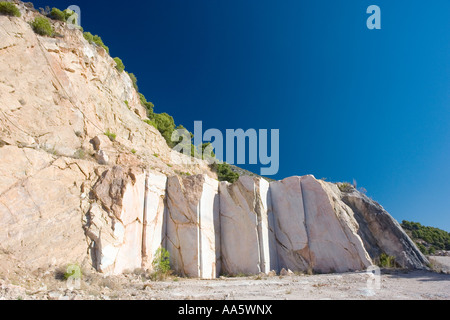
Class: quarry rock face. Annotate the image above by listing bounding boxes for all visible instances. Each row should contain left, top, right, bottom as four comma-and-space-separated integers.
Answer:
142, 173, 168, 270
85, 167, 168, 275
341, 191, 429, 269
219, 176, 276, 275
0, 5, 429, 279
166, 175, 220, 279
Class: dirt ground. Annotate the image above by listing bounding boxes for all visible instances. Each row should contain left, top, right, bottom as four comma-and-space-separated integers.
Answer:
1, 258, 449, 300
1, 271, 448, 301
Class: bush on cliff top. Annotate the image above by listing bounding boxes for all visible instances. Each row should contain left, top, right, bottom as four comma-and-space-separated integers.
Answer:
48, 7, 65, 21
83, 32, 110, 54
31, 16, 54, 36
114, 57, 125, 73
216, 163, 240, 183
0, 2, 21, 17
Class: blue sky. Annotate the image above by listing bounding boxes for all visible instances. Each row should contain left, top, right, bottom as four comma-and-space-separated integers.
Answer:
33, 0, 450, 231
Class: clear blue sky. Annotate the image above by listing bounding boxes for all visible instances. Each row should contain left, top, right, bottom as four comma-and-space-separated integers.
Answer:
33, 0, 450, 231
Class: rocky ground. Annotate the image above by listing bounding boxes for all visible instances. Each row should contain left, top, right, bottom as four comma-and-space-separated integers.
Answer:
1, 258, 449, 300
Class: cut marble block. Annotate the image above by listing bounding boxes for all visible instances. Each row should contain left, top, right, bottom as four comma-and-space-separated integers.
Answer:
270, 175, 372, 273
269, 176, 311, 271
142, 173, 168, 270
166, 175, 220, 278
89, 168, 147, 275
219, 176, 275, 275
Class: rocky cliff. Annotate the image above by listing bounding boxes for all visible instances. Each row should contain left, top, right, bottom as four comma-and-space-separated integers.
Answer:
0, 3, 428, 279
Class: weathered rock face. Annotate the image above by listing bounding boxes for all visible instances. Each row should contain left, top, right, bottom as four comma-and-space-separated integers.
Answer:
0, 145, 95, 269
341, 190, 429, 269
0, 4, 215, 276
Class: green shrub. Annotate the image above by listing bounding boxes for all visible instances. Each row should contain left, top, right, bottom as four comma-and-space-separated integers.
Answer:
31, 16, 54, 36
216, 163, 240, 183
63, 9, 76, 22
377, 253, 398, 268
0, 2, 21, 17
139, 93, 154, 117
114, 57, 125, 73
83, 32, 109, 54
104, 130, 117, 142
63, 264, 82, 280
131, 148, 137, 154
151, 247, 171, 281
200, 142, 215, 160
338, 182, 353, 193
83, 31, 94, 42
152, 113, 176, 147
49, 7, 65, 21
127, 72, 138, 91
143, 119, 157, 128
416, 243, 428, 255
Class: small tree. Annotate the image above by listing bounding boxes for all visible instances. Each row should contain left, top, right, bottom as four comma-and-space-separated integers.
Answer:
0, 1, 21, 17
139, 93, 154, 117
151, 247, 171, 280
49, 7, 65, 21
114, 57, 125, 73
31, 16, 54, 37
217, 163, 240, 183
83, 32, 110, 54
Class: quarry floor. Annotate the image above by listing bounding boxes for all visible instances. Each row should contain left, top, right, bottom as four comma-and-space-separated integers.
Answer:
1, 258, 449, 300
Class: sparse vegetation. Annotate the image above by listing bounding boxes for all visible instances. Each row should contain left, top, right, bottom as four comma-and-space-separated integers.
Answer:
63, 264, 82, 281
127, 72, 138, 91
114, 57, 125, 73
104, 130, 117, 142
73, 148, 87, 160
48, 7, 76, 22
48, 7, 65, 21
31, 16, 54, 36
216, 163, 240, 183
131, 148, 137, 154
152, 113, 176, 147
83, 32, 109, 54
144, 119, 157, 128
175, 170, 191, 177
139, 94, 154, 117
377, 253, 399, 268
150, 247, 171, 281
0, 1, 21, 17
338, 182, 353, 193
401, 220, 450, 254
